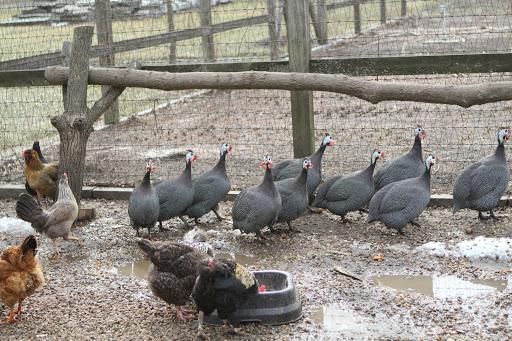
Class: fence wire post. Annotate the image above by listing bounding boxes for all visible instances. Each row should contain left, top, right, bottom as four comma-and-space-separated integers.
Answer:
285, 0, 315, 158
200, 0, 214, 62
95, 0, 119, 125
309, 0, 328, 45
380, 0, 386, 24
166, 0, 177, 63
353, 0, 361, 35
267, 0, 279, 60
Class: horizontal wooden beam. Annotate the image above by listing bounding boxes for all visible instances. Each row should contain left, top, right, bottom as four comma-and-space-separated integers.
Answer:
45, 66, 512, 108
3, 53, 512, 87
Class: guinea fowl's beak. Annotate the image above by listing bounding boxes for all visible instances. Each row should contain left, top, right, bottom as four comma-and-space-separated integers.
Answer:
329, 139, 336, 146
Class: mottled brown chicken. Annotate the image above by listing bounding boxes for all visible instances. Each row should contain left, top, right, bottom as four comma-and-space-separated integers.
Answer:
0, 235, 45, 324
22, 148, 59, 201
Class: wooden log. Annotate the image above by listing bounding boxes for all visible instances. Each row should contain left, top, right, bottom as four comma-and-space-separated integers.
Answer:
95, 0, 119, 125
200, 0, 214, 62
166, 0, 177, 63
45, 66, 512, 108
285, 0, 315, 158
353, 0, 361, 35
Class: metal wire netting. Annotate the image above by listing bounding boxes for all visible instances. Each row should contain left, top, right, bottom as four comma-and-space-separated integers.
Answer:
0, 0, 511, 195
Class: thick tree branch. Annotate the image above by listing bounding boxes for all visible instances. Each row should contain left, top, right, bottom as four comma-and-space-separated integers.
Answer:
45, 66, 512, 108
50, 115, 72, 132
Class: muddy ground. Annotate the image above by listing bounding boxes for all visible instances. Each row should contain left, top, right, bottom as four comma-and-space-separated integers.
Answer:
0, 197, 511, 340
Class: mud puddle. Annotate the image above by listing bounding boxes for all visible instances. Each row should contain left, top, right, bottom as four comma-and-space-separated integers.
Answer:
373, 275, 507, 298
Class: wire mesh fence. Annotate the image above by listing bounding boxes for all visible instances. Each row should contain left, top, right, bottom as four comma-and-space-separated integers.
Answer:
0, 0, 511, 195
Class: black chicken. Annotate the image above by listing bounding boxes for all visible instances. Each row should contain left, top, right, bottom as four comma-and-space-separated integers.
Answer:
191, 258, 259, 339
25, 141, 47, 197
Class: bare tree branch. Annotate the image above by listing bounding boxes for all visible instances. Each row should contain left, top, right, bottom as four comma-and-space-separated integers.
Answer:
45, 66, 512, 108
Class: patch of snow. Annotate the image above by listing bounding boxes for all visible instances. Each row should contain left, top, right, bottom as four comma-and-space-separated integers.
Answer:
0, 216, 33, 235
433, 275, 501, 299
416, 237, 512, 261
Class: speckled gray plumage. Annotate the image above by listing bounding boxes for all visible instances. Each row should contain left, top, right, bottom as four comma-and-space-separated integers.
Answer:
155, 160, 194, 223
272, 143, 328, 196
374, 135, 424, 191
275, 166, 309, 225
314, 158, 377, 218
185, 152, 230, 219
232, 166, 282, 237
128, 171, 159, 235
368, 165, 431, 233
453, 143, 509, 213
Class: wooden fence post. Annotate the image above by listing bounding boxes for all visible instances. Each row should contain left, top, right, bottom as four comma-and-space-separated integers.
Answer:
284, 0, 314, 158
380, 0, 386, 24
267, 0, 279, 60
166, 0, 177, 63
353, 0, 361, 35
309, 0, 328, 45
95, 0, 119, 125
199, 0, 214, 62
401, 0, 407, 17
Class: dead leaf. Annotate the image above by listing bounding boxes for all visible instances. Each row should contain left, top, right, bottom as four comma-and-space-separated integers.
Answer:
373, 254, 385, 262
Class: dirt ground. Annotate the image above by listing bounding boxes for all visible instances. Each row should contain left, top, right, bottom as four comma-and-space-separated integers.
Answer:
1, 197, 511, 340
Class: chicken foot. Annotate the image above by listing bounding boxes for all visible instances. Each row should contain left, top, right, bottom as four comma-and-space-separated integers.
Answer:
222, 320, 244, 336
0, 308, 18, 324
51, 239, 61, 258
175, 306, 195, 321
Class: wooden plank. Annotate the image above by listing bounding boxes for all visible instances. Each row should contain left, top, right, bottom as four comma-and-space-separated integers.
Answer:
200, 0, 214, 62
285, 0, 315, 158
0, 14, 268, 71
95, 0, 119, 125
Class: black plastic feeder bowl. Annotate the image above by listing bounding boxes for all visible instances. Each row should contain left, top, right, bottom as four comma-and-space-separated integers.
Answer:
204, 270, 302, 326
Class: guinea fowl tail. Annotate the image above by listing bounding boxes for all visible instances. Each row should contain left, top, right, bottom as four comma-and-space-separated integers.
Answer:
137, 238, 156, 257
15, 193, 48, 233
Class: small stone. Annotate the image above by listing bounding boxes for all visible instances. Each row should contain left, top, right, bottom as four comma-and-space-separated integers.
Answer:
465, 227, 473, 235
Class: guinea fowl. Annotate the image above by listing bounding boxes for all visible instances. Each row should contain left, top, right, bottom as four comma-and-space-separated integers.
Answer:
137, 230, 211, 321
232, 155, 282, 239
314, 149, 384, 221
275, 158, 313, 232
374, 127, 427, 191
191, 257, 259, 340
25, 141, 47, 197
15, 172, 81, 257
453, 128, 511, 220
155, 150, 197, 230
272, 133, 336, 200
185, 143, 232, 224
368, 155, 437, 234
128, 160, 159, 238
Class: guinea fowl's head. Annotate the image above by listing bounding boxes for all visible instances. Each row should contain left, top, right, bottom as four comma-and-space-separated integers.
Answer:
220, 143, 233, 156
185, 150, 198, 164
321, 133, 336, 147
415, 127, 428, 140
497, 128, 511, 144
424, 154, 437, 171
371, 149, 385, 164
302, 158, 313, 170
59, 172, 69, 185
259, 155, 273, 170
144, 159, 157, 173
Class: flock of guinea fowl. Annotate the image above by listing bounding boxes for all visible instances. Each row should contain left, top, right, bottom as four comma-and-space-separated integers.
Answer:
2, 126, 510, 338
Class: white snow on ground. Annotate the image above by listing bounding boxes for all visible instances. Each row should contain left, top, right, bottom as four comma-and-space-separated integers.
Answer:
0, 216, 33, 235
416, 236, 512, 261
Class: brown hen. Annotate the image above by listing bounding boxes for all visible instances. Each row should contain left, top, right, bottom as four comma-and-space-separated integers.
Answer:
23, 149, 59, 201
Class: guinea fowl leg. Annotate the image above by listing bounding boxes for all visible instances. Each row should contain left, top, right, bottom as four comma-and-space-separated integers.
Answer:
286, 221, 301, 233
489, 210, 499, 221
179, 216, 192, 229
478, 211, 490, 221
51, 239, 61, 259
197, 311, 209, 340
410, 220, 421, 228
212, 208, 225, 221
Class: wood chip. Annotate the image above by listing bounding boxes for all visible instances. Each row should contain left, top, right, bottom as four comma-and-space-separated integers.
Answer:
333, 266, 363, 281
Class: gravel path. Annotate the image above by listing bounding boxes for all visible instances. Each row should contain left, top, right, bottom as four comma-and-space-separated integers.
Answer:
1, 197, 511, 340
